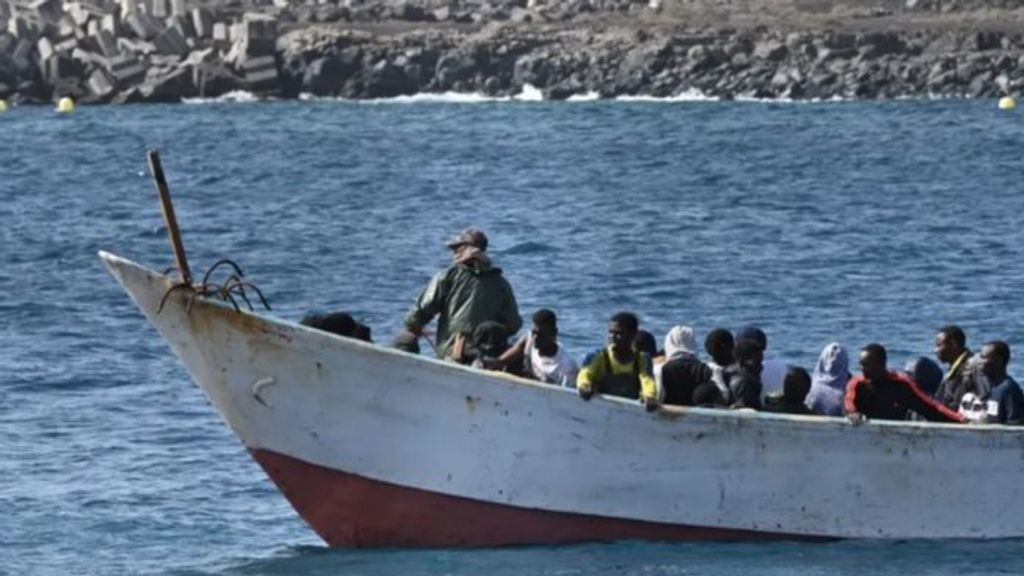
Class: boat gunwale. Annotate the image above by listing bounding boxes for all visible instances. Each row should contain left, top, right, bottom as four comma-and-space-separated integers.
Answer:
100, 249, 1024, 436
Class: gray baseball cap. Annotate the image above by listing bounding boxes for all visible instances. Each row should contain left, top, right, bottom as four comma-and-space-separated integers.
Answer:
446, 228, 489, 250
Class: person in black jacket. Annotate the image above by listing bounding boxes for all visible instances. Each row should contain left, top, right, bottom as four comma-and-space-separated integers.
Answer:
659, 325, 712, 406
934, 325, 979, 410
723, 338, 764, 409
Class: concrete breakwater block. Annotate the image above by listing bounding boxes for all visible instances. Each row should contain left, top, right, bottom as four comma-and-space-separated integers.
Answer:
30, 0, 63, 24
94, 28, 118, 56
107, 52, 146, 85
153, 23, 186, 56
241, 53, 279, 93
190, 7, 212, 39
86, 66, 114, 96
125, 10, 158, 39
149, 0, 168, 19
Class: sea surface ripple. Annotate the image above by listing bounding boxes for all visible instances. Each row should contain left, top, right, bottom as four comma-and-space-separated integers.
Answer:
2, 99, 1023, 575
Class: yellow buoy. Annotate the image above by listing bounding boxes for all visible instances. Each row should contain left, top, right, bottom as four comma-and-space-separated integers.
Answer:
0, 99, 8, 112
56, 96, 75, 113
998, 96, 1016, 111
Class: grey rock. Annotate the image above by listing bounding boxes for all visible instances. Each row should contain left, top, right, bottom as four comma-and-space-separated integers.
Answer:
86, 67, 114, 97
365, 58, 412, 97
125, 12, 159, 40
117, 37, 155, 55
107, 52, 146, 85
856, 32, 904, 56
241, 54, 279, 93
30, 0, 63, 25
169, 15, 195, 40
8, 16, 37, 40
817, 47, 857, 61
11, 38, 34, 70
138, 66, 193, 100
94, 29, 118, 57
153, 24, 187, 57
191, 7, 213, 39
240, 13, 277, 42
435, 51, 478, 89
973, 31, 1002, 52
192, 61, 241, 96
968, 73, 992, 97
71, 47, 106, 67
509, 7, 532, 23
482, 74, 502, 94
824, 33, 856, 50
212, 22, 228, 44
42, 54, 84, 83
687, 44, 725, 73
753, 40, 787, 62
100, 13, 119, 35
149, 0, 169, 20
302, 56, 348, 94
37, 36, 54, 60
730, 52, 750, 69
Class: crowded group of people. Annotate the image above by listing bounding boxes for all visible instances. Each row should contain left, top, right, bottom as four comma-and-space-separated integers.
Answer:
350, 227, 1024, 426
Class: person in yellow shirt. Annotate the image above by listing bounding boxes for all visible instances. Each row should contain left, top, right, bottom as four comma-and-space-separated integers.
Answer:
577, 312, 658, 412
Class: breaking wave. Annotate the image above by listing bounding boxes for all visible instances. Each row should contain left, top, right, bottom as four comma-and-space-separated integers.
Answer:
181, 90, 261, 104
566, 91, 601, 102
615, 88, 719, 102
183, 85, 857, 105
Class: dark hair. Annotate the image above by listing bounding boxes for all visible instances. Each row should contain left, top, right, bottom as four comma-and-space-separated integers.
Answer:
984, 340, 1011, 368
904, 356, 943, 396
610, 311, 639, 334
862, 343, 888, 365
938, 325, 966, 349
471, 321, 510, 358
354, 323, 372, 343
634, 330, 657, 357
734, 338, 762, 363
736, 326, 767, 351
301, 311, 372, 342
532, 308, 557, 329
783, 366, 812, 402
705, 328, 734, 355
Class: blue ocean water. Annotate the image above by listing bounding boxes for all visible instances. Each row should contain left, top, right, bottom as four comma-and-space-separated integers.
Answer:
3, 98, 1024, 575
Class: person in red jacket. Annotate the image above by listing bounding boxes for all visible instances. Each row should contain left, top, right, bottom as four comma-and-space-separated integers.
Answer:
845, 343, 964, 424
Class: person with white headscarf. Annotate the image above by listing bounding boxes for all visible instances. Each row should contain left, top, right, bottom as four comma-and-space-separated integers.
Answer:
805, 342, 851, 416
658, 325, 713, 406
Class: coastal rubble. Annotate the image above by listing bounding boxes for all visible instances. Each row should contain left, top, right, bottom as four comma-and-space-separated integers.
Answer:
2, 0, 1024, 103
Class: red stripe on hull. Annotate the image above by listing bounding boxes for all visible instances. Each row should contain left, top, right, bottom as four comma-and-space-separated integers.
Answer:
252, 448, 818, 547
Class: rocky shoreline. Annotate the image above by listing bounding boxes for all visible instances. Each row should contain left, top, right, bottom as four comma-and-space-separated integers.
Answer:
3, 0, 1024, 103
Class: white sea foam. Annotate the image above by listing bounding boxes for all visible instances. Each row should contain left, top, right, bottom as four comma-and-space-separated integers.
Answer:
513, 83, 544, 102
185, 86, 858, 105
368, 91, 510, 103
616, 88, 719, 102
566, 91, 601, 102
300, 83, 547, 103
733, 92, 851, 103
182, 90, 260, 104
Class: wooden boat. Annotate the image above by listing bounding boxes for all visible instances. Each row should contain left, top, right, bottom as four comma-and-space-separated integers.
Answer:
100, 249, 1024, 546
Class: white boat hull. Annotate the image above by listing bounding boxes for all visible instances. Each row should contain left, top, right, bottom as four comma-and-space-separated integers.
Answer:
101, 251, 1024, 545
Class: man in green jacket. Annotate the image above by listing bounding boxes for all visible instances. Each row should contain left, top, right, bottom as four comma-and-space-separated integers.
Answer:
405, 228, 522, 359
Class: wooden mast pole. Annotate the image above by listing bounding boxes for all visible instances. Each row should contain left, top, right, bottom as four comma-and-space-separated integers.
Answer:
147, 150, 193, 285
